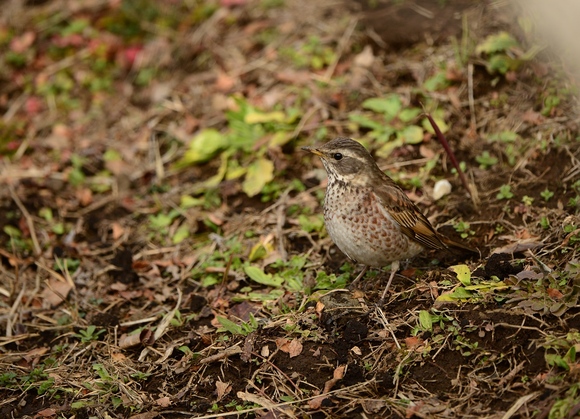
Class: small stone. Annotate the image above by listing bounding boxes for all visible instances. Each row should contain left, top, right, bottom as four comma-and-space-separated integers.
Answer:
433, 179, 452, 201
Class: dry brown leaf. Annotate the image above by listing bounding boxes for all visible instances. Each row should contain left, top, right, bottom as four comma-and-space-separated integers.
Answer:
315, 301, 325, 315
215, 72, 236, 92
111, 222, 125, 240
41, 278, 73, 307
129, 411, 160, 419
23, 346, 49, 362
333, 365, 346, 380
215, 380, 232, 401
287, 338, 303, 358
361, 399, 386, 414
405, 336, 423, 348
308, 395, 325, 410
275, 337, 290, 351
111, 352, 127, 362
155, 396, 171, 407
547, 288, 564, 299
34, 408, 56, 418
76, 187, 93, 207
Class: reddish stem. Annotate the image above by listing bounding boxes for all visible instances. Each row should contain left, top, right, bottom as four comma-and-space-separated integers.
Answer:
424, 113, 474, 202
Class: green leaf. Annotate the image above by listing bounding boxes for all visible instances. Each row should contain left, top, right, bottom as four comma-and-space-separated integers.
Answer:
180, 195, 204, 209
179, 129, 229, 166
244, 111, 285, 124
419, 310, 433, 331
423, 72, 450, 91
476, 31, 519, 55
422, 116, 449, 134
488, 131, 519, 143
3, 225, 22, 238
298, 214, 324, 233
398, 125, 424, 144
362, 95, 402, 118
436, 287, 474, 302
398, 107, 422, 123
217, 316, 245, 335
241, 289, 284, 301
103, 148, 122, 161
545, 353, 570, 370
348, 114, 384, 131
487, 54, 519, 74
451, 265, 471, 286
39, 207, 53, 222
375, 137, 404, 158
244, 265, 284, 287
172, 225, 190, 244
242, 158, 274, 197
52, 223, 65, 235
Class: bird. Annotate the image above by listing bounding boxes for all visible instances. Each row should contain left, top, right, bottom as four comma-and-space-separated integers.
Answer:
302, 137, 476, 302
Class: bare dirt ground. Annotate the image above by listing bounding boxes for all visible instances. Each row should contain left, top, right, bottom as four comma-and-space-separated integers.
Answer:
2, 0, 580, 418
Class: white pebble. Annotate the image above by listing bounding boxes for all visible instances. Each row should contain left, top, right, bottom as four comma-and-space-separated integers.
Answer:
432, 179, 452, 201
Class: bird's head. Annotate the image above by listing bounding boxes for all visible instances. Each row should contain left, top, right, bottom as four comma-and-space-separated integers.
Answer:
302, 137, 378, 184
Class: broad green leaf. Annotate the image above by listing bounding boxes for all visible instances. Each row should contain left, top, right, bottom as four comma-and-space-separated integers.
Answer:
242, 158, 274, 197
545, 353, 569, 370
375, 137, 404, 158
398, 125, 424, 144
180, 195, 204, 209
225, 159, 246, 180
244, 111, 285, 124
424, 72, 450, 92
179, 128, 229, 165
270, 131, 291, 147
464, 281, 508, 291
3, 225, 21, 238
217, 316, 245, 335
39, 207, 53, 222
476, 31, 519, 55
566, 346, 576, 363
398, 107, 422, 123
172, 225, 190, 244
422, 116, 449, 134
362, 95, 402, 118
149, 213, 175, 229
241, 289, 284, 301
451, 265, 471, 286
487, 54, 519, 74
103, 148, 122, 161
52, 223, 65, 235
488, 131, 519, 143
348, 114, 384, 131
284, 275, 304, 292
436, 287, 474, 302
249, 240, 274, 262
419, 310, 432, 331
298, 214, 324, 233
244, 265, 284, 287
202, 153, 229, 189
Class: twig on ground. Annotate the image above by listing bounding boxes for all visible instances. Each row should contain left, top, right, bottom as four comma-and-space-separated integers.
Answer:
8, 183, 41, 255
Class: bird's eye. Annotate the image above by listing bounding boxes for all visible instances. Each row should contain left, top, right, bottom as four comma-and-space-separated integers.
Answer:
333, 153, 343, 160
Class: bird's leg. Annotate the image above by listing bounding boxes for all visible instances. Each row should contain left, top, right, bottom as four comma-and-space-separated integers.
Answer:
349, 265, 369, 289
379, 260, 400, 303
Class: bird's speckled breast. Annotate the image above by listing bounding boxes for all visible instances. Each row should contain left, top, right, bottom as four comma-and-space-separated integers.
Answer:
324, 179, 423, 267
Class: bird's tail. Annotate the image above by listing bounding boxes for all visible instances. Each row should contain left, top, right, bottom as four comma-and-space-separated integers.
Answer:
441, 235, 479, 255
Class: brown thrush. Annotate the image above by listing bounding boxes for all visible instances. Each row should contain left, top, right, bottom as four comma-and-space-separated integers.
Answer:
303, 137, 476, 301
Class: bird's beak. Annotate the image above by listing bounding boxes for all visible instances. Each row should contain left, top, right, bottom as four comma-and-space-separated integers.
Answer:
301, 146, 323, 157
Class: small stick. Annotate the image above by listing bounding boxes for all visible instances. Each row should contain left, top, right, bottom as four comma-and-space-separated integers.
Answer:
8, 183, 41, 255
423, 113, 479, 206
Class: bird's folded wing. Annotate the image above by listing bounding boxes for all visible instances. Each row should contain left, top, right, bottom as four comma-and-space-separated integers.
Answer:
375, 183, 446, 250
